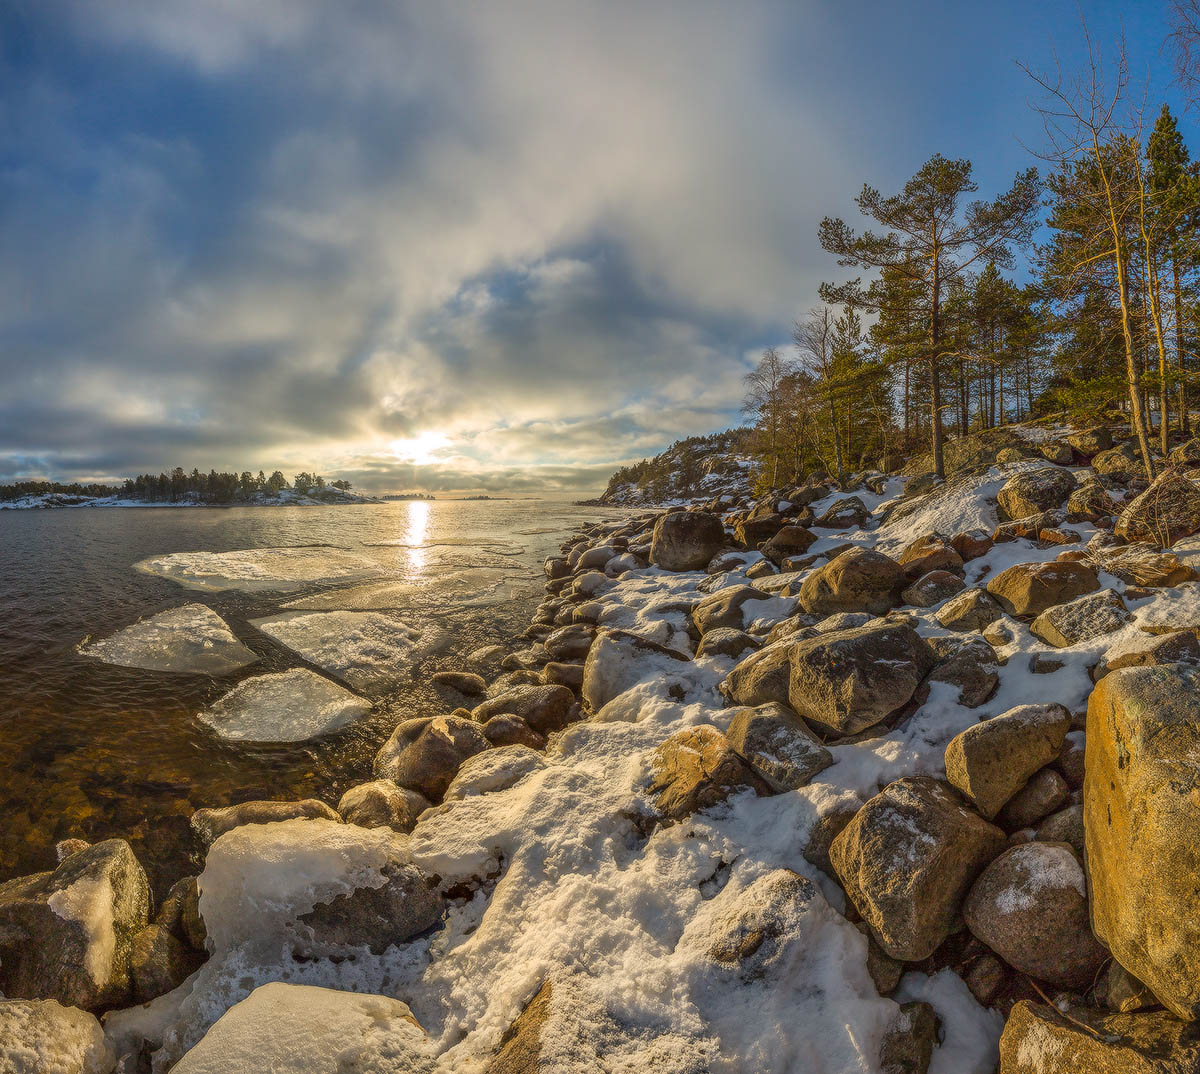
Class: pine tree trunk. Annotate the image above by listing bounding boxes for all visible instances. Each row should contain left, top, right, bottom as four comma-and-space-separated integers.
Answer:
1175, 258, 1190, 438
930, 252, 945, 479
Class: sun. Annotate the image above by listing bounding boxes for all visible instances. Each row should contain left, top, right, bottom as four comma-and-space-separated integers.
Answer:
389, 431, 449, 465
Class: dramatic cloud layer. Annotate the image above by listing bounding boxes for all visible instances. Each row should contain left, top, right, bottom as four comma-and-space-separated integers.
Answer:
0, 1, 1173, 491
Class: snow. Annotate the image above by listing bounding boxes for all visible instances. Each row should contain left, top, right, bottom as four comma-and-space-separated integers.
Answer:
170, 982, 435, 1074
994, 844, 1087, 914
47, 875, 116, 988
198, 669, 372, 742
442, 745, 547, 801
134, 546, 379, 593
250, 610, 446, 694
896, 970, 1004, 1074
78, 603, 258, 675
0, 998, 115, 1074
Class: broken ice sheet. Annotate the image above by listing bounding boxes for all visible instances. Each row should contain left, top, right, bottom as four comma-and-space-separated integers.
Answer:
280, 568, 514, 612
249, 610, 446, 694
133, 547, 380, 593
79, 604, 259, 675
198, 669, 371, 742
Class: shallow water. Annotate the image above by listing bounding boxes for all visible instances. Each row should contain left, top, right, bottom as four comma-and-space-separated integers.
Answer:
0, 498, 618, 893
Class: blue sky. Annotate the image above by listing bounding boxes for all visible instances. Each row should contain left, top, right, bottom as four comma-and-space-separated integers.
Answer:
0, 0, 1191, 492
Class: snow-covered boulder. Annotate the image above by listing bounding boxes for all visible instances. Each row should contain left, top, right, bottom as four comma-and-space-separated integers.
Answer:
0, 839, 150, 1010
0, 998, 115, 1074
170, 982, 434, 1074
996, 467, 1076, 520
190, 798, 340, 849
197, 819, 443, 958
724, 703, 832, 792
581, 630, 691, 715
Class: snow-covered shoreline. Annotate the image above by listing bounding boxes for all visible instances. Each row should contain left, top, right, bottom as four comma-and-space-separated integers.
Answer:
9, 429, 1200, 1072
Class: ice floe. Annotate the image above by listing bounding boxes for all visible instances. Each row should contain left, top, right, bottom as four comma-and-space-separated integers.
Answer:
79, 604, 258, 675
198, 669, 371, 742
134, 547, 379, 593
250, 610, 446, 694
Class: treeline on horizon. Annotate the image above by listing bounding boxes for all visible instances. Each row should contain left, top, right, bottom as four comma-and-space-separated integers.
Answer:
0, 468, 353, 503
740, 13, 1200, 494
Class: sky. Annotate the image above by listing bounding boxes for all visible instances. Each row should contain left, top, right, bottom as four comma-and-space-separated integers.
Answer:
0, 0, 1191, 494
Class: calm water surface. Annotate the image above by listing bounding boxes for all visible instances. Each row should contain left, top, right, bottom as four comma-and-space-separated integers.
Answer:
0, 499, 619, 894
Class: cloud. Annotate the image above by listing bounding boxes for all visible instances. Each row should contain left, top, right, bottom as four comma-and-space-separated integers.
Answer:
4, 0, 1071, 492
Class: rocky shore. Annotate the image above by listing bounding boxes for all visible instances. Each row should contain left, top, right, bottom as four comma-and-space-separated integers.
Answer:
7, 423, 1200, 1072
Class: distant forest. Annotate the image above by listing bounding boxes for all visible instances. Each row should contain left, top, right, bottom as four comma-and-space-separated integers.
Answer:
0, 468, 353, 503
739, 18, 1200, 492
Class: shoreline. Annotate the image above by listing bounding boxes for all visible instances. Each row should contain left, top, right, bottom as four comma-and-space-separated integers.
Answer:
8, 443, 1200, 1070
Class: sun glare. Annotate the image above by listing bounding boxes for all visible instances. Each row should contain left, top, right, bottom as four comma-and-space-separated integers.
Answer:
389, 431, 449, 465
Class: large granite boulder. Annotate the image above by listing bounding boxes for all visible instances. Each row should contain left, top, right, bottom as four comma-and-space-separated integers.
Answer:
1067, 425, 1113, 458
760, 525, 817, 566
646, 725, 770, 823
337, 780, 430, 833
830, 777, 1006, 961
944, 703, 1072, 820
797, 547, 905, 617
998, 1001, 1200, 1072
925, 634, 999, 708
0, 840, 150, 1011
787, 622, 935, 736
650, 511, 726, 571
964, 841, 1107, 988
1115, 469, 1200, 545
0, 998, 115, 1074
1092, 442, 1142, 480
1066, 478, 1119, 523
935, 587, 1005, 632
897, 533, 964, 581
724, 702, 833, 792
985, 561, 1099, 618
997, 467, 1077, 520
721, 642, 794, 709
813, 496, 870, 529
1085, 665, 1200, 1020
373, 715, 489, 801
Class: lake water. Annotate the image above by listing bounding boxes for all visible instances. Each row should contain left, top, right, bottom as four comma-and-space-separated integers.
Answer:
0, 499, 619, 894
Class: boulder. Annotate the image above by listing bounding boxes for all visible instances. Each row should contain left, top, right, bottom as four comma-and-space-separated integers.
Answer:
830, 777, 1006, 961
190, 798, 339, 850
760, 525, 817, 566
724, 702, 833, 792
1037, 803, 1085, 859
0, 840, 150, 1011
691, 584, 765, 635
650, 511, 726, 571
1095, 628, 1200, 680
879, 1002, 939, 1074
797, 547, 905, 617
1067, 425, 1113, 458
997, 467, 1077, 520
541, 624, 594, 662
0, 998, 115, 1074
373, 715, 489, 801
935, 587, 1004, 632
1092, 442, 1142, 479
1115, 469, 1200, 544
581, 629, 691, 714
721, 642, 793, 709
998, 1000, 1200, 1073
485, 979, 554, 1074
944, 703, 1072, 820
1088, 543, 1196, 587
925, 635, 999, 707
1085, 665, 1200, 1019
901, 569, 965, 607
996, 768, 1069, 830
337, 780, 429, 833
1029, 588, 1129, 648
481, 714, 546, 750
787, 622, 935, 736
1066, 478, 1119, 523
443, 745, 546, 801
1039, 440, 1074, 465
646, 725, 770, 823
898, 533, 965, 580
199, 819, 443, 957
541, 661, 585, 689
950, 529, 993, 561
430, 670, 488, 696
171, 982, 434, 1074
813, 496, 870, 529
129, 923, 202, 1002
471, 684, 575, 736
964, 842, 1106, 988
695, 627, 761, 660
155, 875, 206, 952
986, 561, 1099, 618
